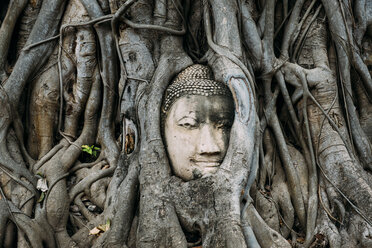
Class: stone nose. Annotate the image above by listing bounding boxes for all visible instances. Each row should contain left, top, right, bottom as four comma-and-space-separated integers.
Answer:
197, 124, 221, 155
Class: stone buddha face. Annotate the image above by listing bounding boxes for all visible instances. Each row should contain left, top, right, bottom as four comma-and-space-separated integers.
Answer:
162, 65, 234, 181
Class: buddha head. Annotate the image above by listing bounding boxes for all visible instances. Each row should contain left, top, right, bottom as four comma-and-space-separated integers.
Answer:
162, 64, 234, 181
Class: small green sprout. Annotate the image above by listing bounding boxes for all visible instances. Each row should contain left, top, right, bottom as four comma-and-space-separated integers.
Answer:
82, 145, 100, 157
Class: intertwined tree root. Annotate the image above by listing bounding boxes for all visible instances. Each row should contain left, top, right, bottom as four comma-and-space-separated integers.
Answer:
0, 0, 371, 247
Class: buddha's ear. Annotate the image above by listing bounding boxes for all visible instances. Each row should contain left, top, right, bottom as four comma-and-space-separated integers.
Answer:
208, 56, 255, 124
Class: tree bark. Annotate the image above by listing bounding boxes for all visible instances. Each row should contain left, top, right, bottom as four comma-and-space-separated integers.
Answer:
0, 0, 371, 247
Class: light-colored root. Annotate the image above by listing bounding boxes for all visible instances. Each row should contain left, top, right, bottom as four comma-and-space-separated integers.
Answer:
244, 203, 291, 248
255, 192, 280, 233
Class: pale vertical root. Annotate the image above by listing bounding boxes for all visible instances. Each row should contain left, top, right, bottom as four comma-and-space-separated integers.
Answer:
26, 28, 66, 159
279, 0, 305, 58
64, 27, 96, 137
27, 0, 84, 159
296, 13, 372, 228
203, 0, 254, 91
208, 0, 242, 56
80, 0, 119, 168
117, 5, 155, 150
315, 177, 342, 247
153, 0, 167, 25
275, 70, 315, 224
256, 127, 294, 239
288, 145, 309, 206
270, 151, 296, 238
269, 112, 307, 229
243, 203, 291, 248
78, 0, 154, 243
0, 0, 28, 82
118, 26, 155, 108
292, 3, 321, 62
241, 0, 262, 70
28, 46, 75, 159
261, 0, 274, 55
12, 115, 35, 168
271, 181, 295, 238
41, 152, 71, 246
255, 190, 280, 233
305, 72, 372, 224
278, 19, 344, 242
257, 87, 279, 192
299, 68, 319, 243
3, 0, 67, 107
276, 70, 312, 166
278, 61, 320, 242
61, 66, 101, 172
15, 0, 43, 54
321, 0, 372, 170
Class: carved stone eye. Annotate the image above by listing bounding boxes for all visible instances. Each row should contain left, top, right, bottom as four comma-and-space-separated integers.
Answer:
178, 117, 198, 129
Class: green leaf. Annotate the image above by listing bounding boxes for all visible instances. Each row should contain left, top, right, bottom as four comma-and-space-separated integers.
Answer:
82, 145, 90, 150
82, 145, 93, 155
82, 144, 100, 157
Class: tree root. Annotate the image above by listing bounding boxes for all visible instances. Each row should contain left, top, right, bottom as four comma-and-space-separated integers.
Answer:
0, 0, 28, 82
3, 0, 67, 107
93, 153, 140, 248
69, 167, 114, 204
243, 202, 291, 248
80, 0, 120, 169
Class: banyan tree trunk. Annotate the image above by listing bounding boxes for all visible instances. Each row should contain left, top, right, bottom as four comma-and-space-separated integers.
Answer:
0, 0, 371, 247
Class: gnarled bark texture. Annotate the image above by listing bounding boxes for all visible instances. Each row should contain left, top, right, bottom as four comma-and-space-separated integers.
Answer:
0, 0, 371, 247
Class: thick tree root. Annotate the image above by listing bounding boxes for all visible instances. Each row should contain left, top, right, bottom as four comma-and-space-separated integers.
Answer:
1, 0, 372, 247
